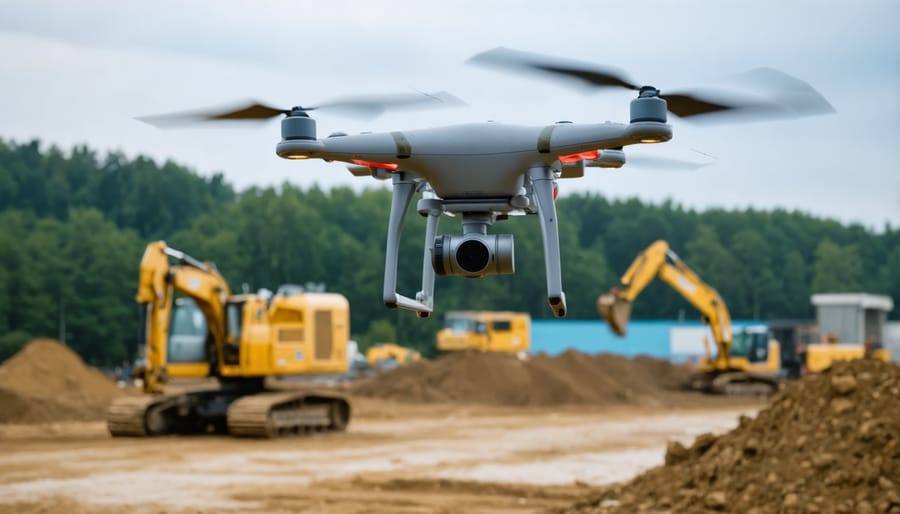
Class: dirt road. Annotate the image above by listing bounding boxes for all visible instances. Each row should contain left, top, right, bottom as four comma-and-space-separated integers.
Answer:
0, 397, 761, 514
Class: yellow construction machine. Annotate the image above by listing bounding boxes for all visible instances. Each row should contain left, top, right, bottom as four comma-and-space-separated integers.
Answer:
598, 240, 890, 394
366, 343, 421, 367
107, 241, 351, 438
598, 240, 782, 394
436, 311, 530, 353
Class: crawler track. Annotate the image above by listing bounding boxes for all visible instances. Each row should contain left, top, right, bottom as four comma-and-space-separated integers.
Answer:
227, 391, 350, 438
106, 395, 169, 437
107, 390, 350, 438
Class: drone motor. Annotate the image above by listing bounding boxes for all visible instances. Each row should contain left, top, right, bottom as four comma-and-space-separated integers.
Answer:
630, 88, 667, 124
281, 109, 317, 141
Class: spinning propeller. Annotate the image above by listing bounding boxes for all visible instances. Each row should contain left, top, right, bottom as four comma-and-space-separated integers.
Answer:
138, 91, 465, 128
468, 47, 834, 122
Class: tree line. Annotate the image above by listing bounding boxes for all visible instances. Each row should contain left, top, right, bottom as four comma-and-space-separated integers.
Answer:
1, 138, 897, 363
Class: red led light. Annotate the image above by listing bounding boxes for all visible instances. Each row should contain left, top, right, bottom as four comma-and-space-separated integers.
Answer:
558, 150, 599, 164
351, 159, 399, 171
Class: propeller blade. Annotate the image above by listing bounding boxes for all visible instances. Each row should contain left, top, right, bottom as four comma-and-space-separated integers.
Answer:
204, 103, 289, 120
137, 101, 288, 128
139, 91, 466, 128
311, 91, 466, 120
467, 47, 834, 123
659, 92, 737, 118
467, 47, 638, 90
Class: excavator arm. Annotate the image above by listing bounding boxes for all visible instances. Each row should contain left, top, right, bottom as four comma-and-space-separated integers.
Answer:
136, 241, 231, 392
598, 240, 733, 368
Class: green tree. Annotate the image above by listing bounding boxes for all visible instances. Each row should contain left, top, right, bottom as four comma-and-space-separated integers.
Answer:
811, 238, 862, 293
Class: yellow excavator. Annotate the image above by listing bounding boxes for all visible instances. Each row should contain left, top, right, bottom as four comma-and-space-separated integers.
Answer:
436, 311, 531, 353
366, 343, 421, 367
597, 240, 781, 395
107, 241, 351, 438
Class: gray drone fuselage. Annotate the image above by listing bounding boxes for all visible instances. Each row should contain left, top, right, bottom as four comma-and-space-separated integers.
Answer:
276, 103, 672, 319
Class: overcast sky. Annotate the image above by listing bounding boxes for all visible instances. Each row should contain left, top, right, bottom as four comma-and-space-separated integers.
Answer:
0, 0, 897, 228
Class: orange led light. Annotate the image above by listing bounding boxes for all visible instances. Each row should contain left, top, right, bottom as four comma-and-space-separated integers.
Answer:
559, 150, 599, 164
351, 159, 399, 171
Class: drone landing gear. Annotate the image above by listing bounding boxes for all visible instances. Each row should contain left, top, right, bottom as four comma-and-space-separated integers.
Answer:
383, 172, 437, 316
528, 166, 567, 318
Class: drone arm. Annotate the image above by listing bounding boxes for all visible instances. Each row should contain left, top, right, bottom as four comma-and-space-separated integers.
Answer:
278, 133, 401, 164
528, 166, 567, 318
541, 122, 672, 158
383, 172, 433, 315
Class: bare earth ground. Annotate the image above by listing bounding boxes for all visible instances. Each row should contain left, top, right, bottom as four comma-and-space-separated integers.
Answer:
0, 395, 762, 514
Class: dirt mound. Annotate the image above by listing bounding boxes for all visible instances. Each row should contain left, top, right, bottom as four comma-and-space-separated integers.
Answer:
565, 359, 900, 513
0, 339, 123, 423
351, 350, 692, 406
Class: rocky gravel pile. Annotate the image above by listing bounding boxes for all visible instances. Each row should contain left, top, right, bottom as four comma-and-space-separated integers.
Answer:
0, 339, 123, 423
563, 359, 900, 514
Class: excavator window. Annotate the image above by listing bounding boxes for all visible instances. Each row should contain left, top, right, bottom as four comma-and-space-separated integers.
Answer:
226, 302, 244, 346
223, 301, 244, 366
168, 297, 208, 363
445, 316, 476, 333
732, 330, 770, 363
492, 320, 512, 331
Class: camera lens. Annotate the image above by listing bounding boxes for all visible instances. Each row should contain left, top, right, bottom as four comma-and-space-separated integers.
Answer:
456, 239, 490, 273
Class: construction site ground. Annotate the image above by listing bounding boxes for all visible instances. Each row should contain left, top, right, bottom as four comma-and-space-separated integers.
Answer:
0, 396, 762, 514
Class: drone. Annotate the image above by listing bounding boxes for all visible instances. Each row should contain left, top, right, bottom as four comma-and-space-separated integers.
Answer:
142, 47, 834, 318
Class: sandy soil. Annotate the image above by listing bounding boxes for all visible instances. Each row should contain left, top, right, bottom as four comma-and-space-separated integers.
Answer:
0, 397, 762, 514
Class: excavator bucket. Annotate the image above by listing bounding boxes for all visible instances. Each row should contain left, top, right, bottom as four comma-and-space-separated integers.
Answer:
597, 294, 632, 337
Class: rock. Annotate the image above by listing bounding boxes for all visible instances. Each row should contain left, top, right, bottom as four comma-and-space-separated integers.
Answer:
856, 500, 874, 514
812, 453, 837, 469
831, 375, 858, 395
743, 437, 760, 457
858, 419, 879, 440
878, 476, 894, 490
665, 441, 690, 466
704, 491, 727, 511
692, 433, 717, 455
830, 398, 854, 414
784, 493, 799, 508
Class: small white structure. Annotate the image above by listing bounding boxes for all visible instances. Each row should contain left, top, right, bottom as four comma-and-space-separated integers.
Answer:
810, 293, 894, 345
883, 322, 900, 362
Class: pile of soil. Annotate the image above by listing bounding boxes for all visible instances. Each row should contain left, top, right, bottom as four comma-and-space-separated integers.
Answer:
0, 339, 123, 423
351, 350, 692, 406
565, 359, 900, 513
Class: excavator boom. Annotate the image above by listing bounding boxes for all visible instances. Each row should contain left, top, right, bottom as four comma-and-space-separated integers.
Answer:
598, 240, 733, 367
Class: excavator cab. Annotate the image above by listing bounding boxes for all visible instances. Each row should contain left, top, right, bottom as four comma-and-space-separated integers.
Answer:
730, 328, 770, 363
168, 297, 208, 363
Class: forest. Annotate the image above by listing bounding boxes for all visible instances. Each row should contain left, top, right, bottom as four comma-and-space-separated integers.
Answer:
1, 138, 897, 364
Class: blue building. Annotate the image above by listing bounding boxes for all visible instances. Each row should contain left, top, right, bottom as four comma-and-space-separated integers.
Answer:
531, 319, 763, 362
